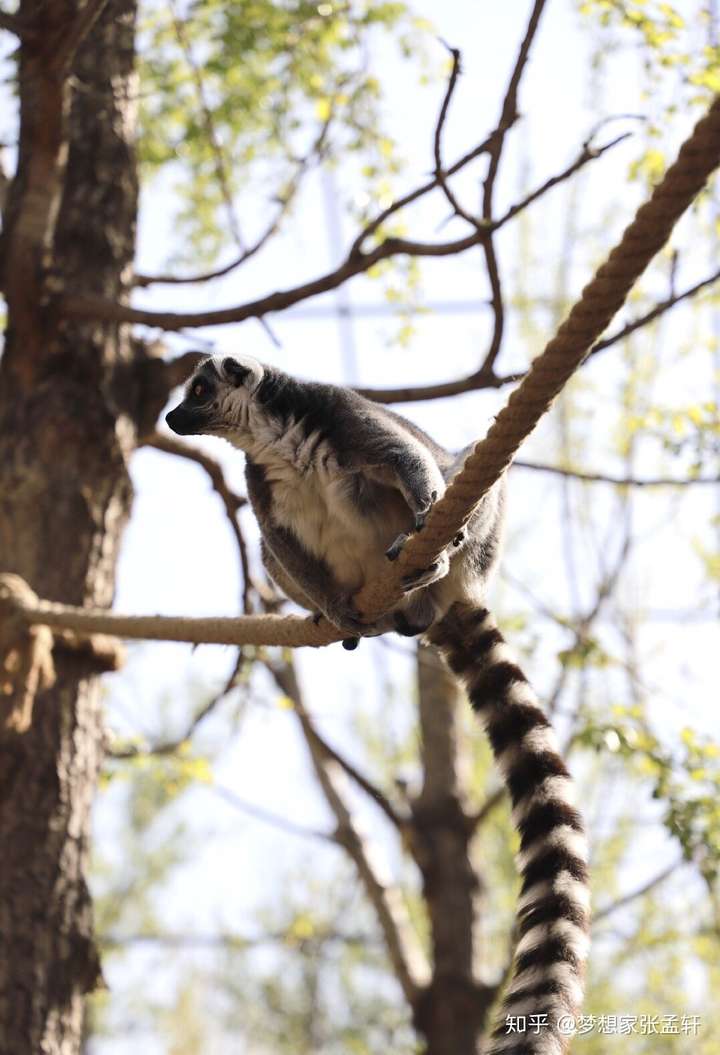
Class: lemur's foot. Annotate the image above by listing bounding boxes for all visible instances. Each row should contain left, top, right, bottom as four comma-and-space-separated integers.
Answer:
400, 551, 450, 592
325, 597, 375, 638
393, 611, 432, 637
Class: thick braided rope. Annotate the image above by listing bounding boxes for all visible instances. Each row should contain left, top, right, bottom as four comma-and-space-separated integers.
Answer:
0, 576, 340, 647
2, 97, 720, 649
357, 94, 720, 617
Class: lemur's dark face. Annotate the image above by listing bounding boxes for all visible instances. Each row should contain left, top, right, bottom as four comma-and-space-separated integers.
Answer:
165, 355, 264, 436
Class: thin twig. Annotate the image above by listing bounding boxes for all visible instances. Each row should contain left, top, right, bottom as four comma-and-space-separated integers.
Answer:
297, 720, 405, 830
210, 782, 336, 843
266, 657, 428, 1002
168, 0, 243, 248
496, 132, 632, 228
479, 0, 550, 372
594, 859, 682, 923
146, 432, 254, 613
166, 0, 278, 345
100, 929, 376, 949
146, 432, 245, 511
134, 115, 333, 288
51, 0, 110, 73
78, 99, 623, 333
469, 786, 506, 830
433, 47, 485, 232
513, 461, 720, 487
135, 230, 275, 290
359, 261, 720, 405
109, 648, 245, 759
590, 265, 720, 357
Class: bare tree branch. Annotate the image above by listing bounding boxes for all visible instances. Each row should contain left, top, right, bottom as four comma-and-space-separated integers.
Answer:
355, 365, 505, 404
589, 265, 720, 357
134, 114, 333, 289
62, 127, 621, 333
0, 9, 31, 37
469, 786, 506, 830
347, 138, 495, 260
59, 228, 495, 330
51, 0, 110, 74
135, 232, 273, 290
476, 0, 550, 375
146, 432, 245, 512
433, 47, 485, 233
266, 657, 428, 1004
108, 648, 245, 759
210, 782, 336, 843
163, 0, 285, 345
496, 132, 632, 229
513, 460, 720, 487
295, 717, 406, 831
55, 6, 601, 335
594, 859, 682, 923
100, 928, 376, 950
145, 432, 256, 613
167, 0, 243, 248
358, 262, 720, 405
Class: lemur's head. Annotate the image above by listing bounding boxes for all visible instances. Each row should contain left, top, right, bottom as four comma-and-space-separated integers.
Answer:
165, 355, 264, 439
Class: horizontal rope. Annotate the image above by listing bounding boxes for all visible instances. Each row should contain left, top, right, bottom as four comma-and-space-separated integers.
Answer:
0, 579, 343, 648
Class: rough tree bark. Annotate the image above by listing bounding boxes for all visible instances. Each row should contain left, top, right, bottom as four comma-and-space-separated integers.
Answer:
411, 646, 495, 1054
0, 2, 138, 1052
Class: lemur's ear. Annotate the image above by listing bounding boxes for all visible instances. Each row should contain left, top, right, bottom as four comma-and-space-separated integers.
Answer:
223, 357, 251, 387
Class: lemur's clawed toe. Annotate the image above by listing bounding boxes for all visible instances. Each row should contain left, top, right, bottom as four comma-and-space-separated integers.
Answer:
401, 561, 440, 591
386, 532, 410, 562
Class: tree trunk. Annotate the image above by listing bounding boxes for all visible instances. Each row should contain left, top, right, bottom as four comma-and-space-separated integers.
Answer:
0, 2, 138, 1051
411, 645, 493, 1055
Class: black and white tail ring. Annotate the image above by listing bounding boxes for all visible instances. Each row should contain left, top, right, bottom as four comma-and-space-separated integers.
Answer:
430, 604, 590, 1055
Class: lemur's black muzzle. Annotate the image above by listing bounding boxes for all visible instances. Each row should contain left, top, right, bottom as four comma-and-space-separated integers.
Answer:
166, 405, 204, 436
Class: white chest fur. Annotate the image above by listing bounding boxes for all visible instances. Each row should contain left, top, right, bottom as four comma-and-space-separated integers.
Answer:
272, 463, 388, 590
247, 420, 402, 591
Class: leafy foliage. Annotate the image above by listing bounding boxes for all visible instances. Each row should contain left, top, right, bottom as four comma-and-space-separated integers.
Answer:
579, 706, 720, 886
137, 0, 423, 265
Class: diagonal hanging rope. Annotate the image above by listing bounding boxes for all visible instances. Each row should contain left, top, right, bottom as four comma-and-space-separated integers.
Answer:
2, 95, 720, 653
357, 93, 720, 618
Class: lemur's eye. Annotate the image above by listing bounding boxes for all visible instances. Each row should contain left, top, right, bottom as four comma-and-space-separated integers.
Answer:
193, 382, 205, 398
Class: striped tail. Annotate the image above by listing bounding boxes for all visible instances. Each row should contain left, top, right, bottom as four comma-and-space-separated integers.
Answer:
429, 604, 590, 1055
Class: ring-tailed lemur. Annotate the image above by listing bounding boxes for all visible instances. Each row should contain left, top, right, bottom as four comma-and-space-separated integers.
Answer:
166, 355, 589, 1054
165, 354, 505, 645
